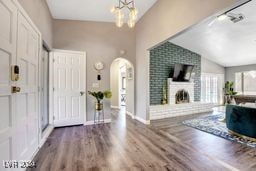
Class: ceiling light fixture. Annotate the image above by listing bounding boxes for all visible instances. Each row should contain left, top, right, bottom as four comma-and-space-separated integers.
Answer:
208, 0, 251, 27
217, 14, 228, 21
216, 0, 251, 23
110, 0, 138, 28
217, 13, 245, 23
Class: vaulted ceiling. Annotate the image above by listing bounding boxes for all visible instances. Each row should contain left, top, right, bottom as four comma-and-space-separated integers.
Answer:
170, 0, 256, 67
46, 0, 157, 22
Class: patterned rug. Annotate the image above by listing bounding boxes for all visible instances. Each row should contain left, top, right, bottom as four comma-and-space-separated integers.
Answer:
183, 113, 256, 148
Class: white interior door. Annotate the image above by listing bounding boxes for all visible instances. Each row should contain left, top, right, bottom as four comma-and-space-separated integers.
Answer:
53, 50, 86, 127
12, 11, 40, 161
0, 0, 17, 166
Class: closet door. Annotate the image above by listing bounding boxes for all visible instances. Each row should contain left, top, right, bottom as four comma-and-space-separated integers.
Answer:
13, 11, 40, 161
0, 0, 17, 165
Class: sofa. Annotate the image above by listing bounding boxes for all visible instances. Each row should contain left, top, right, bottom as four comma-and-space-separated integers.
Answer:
226, 104, 256, 140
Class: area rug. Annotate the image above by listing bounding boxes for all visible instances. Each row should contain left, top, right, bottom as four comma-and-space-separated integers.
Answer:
183, 113, 256, 148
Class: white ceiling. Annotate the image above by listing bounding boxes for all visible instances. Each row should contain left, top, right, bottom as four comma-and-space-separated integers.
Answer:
170, 0, 256, 67
46, 0, 157, 22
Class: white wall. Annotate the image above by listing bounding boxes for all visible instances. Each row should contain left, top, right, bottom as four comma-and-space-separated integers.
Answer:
201, 57, 225, 74
201, 57, 225, 105
19, 0, 53, 47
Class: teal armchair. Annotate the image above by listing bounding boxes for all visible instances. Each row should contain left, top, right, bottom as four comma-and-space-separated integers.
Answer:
226, 105, 256, 139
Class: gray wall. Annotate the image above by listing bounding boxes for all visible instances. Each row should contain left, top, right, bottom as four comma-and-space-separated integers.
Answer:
19, 0, 53, 47
225, 64, 256, 82
150, 42, 201, 105
53, 19, 136, 121
135, 0, 235, 120
110, 61, 120, 107
201, 57, 225, 74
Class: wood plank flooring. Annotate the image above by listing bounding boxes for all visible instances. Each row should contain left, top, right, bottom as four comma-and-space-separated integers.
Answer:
30, 108, 256, 171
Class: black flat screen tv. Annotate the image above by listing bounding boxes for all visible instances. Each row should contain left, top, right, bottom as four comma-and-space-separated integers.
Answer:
172, 64, 194, 82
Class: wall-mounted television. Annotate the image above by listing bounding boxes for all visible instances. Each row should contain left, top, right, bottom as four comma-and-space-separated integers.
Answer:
172, 64, 194, 82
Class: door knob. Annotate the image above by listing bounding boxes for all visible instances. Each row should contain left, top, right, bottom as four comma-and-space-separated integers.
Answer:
80, 91, 85, 96
12, 86, 21, 93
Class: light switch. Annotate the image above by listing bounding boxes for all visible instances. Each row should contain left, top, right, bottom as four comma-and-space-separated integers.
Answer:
92, 83, 100, 88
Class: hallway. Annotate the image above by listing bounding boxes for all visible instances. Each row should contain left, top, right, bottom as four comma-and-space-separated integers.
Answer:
30, 109, 256, 171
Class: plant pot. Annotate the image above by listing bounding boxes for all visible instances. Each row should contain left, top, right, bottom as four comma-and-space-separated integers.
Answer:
230, 97, 236, 105
95, 102, 103, 111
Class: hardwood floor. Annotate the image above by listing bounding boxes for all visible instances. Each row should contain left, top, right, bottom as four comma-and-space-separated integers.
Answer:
31, 108, 256, 171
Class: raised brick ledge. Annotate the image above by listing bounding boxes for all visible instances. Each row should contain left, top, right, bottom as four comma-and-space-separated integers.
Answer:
149, 102, 214, 120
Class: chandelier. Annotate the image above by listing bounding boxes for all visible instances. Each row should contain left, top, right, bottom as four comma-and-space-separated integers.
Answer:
110, 0, 138, 28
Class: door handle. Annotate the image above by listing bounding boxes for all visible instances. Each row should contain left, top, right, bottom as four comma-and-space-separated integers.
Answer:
80, 91, 85, 96
12, 86, 21, 93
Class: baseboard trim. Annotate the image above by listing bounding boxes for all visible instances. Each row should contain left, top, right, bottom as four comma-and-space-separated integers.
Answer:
111, 105, 120, 109
31, 125, 54, 162
135, 116, 150, 125
126, 111, 135, 119
84, 119, 112, 126
39, 125, 54, 147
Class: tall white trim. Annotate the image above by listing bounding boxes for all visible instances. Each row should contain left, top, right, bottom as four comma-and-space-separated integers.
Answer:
84, 119, 112, 126
39, 125, 54, 147
111, 105, 120, 109
126, 111, 135, 119
135, 116, 150, 125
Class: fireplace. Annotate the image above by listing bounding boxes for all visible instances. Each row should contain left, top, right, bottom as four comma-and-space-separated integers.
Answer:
168, 78, 194, 105
149, 78, 214, 120
150, 78, 214, 120
176, 89, 190, 104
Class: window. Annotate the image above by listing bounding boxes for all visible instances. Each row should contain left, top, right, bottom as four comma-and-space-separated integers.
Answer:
235, 71, 256, 95
201, 73, 224, 105
235, 72, 242, 94
122, 77, 126, 90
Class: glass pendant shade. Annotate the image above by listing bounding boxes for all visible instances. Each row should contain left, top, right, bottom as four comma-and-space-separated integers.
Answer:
111, 0, 138, 28
127, 19, 135, 28
110, 6, 116, 13
116, 18, 124, 27
129, 12, 136, 21
115, 9, 124, 19
130, 8, 138, 18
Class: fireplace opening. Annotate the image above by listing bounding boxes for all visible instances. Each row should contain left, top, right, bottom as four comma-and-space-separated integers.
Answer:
176, 89, 190, 104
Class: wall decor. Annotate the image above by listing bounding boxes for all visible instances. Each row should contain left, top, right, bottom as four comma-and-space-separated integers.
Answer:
127, 67, 133, 80
94, 62, 104, 71
94, 62, 104, 81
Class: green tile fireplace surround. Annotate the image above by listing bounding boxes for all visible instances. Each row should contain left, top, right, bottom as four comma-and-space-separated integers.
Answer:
150, 42, 201, 105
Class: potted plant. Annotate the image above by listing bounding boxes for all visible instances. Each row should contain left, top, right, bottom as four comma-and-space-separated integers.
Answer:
88, 90, 112, 110
224, 81, 238, 104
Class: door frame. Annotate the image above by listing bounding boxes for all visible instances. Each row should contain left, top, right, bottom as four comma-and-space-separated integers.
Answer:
50, 49, 87, 127
38, 41, 54, 147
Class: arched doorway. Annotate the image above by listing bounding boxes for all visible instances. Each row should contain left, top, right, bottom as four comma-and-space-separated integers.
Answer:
110, 58, 135, 119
